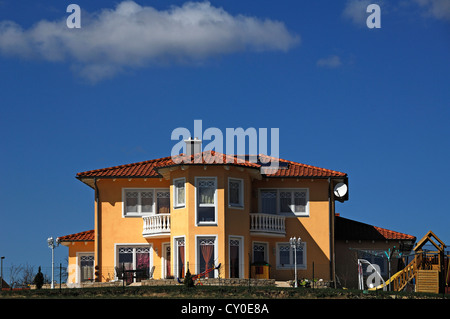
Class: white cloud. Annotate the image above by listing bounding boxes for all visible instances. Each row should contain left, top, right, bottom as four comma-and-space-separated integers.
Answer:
342, 0, 372, 27
342, 0, 450, 27
0, 1, 300, 82
317, 55, 342, 68
413, 0, 450, 20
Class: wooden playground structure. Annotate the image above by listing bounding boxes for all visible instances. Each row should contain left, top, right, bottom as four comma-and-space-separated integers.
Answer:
369, 231, 449, 293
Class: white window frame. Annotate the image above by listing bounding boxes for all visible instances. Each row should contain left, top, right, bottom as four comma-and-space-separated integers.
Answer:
76, 252, 95, 284
229, 236, 244, 278
114, 243, 153, 282
276, 242, 307, 270
252, 241, 269, 264
195, 235, 219, 278
161, 242, 171, 279
122, 188, 170, 217
173, 236, 186, 280
173, 178, 186, 209
228, 177, 244, 209
259, 188, 309, 217
195, 177, 218, 226
155, 189, 171, 214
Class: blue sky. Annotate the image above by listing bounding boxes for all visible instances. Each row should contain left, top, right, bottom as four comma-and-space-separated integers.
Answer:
0, 0, 449, 281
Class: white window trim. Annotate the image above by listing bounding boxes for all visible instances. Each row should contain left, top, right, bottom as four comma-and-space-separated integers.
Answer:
195, 234, 219, 278
122, 188, 170, 217
114, 243, 153, 281
228, 177, 244, 209
161, 242, 171, 279
76, 252, 95, 284
228, 235, 244, 278
173, 178, 186, 209
258, 188, 309, 217
252, 241, 269, 264
276, 242, 307, 270
195, 177, 218, 226
173, 236, 186, 280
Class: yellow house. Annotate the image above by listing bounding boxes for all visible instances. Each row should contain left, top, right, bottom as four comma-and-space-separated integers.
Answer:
59, 141, 351, 286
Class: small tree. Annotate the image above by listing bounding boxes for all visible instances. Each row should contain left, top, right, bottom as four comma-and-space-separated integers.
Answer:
33, 266, 44, 289
21, 263, 35, 288
7, 264, 23, 289
184, 269, 194, 288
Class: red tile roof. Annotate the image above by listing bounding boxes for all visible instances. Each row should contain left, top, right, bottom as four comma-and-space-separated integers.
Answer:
76, 156, 173, 178
258, 155, 347, 178
335, 216, 416, 241
58, 230, 94, 242
76, 151, 346, 179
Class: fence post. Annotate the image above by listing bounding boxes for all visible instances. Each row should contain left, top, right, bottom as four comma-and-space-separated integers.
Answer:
312, 262, 314, 289
248, 253, 251, 291
59, 263, 62, 292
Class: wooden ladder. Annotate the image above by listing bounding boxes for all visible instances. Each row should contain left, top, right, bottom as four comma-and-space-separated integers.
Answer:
390, 256, 418, 291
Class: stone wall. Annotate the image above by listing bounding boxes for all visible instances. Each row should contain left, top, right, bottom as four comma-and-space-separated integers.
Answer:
142, 278, 276, 286
31, 278, 282, 288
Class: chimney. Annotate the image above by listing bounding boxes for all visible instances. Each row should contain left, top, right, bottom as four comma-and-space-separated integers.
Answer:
184, 137, 202, 157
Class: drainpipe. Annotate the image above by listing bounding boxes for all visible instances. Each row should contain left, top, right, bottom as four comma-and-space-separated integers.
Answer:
94, 178, 101, 282
328, 178, 336, 288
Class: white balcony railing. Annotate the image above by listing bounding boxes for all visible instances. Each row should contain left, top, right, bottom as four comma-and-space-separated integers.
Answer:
142, 213, 284, 237
142, 214, 171, 238
250, 213, 286, 236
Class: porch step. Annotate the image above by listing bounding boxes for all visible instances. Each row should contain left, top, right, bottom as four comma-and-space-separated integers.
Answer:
275, 281, 291, 288
128, 282, 142, 287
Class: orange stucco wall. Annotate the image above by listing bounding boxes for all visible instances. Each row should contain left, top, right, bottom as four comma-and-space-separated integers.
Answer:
63, 241, 95, 284
96, 177, 170, 280
250, 178, 331, 280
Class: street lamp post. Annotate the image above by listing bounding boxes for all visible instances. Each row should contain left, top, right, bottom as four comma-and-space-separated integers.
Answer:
289, 237, 302, 288
47, 237, 60, 289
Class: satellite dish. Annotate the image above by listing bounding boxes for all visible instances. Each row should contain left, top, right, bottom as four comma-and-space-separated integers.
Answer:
334, 182, 348, 198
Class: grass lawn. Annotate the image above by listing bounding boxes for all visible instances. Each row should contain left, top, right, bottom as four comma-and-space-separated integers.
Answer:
0, 285, 447, 299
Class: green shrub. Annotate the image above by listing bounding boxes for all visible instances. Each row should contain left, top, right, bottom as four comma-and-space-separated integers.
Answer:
184, 269, 195, 288
33, 266, 44, 289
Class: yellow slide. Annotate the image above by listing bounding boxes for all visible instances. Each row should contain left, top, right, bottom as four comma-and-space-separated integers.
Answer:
368, 264, 415, 291
368, 269, 404, 291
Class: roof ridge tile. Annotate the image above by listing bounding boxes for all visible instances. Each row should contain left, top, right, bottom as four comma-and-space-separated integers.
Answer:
77, 153, 347, 178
